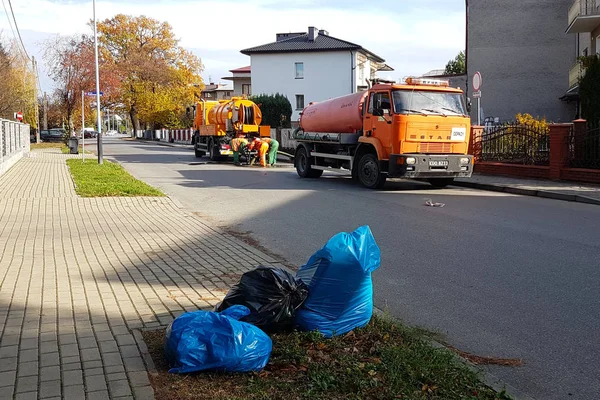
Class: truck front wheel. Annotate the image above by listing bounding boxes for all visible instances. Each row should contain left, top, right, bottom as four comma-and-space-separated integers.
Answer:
295, 147, 323, 178
357, 153, 386, 189
428, 178, 454, 188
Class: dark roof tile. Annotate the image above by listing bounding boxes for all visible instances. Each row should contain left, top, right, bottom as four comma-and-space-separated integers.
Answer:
241, 33, 384, 62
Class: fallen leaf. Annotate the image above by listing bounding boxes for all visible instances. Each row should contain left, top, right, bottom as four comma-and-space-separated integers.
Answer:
316, 343, 326, 350
383, 333, 390, 341
358, 363, 365, 369
368, 370, 377, 376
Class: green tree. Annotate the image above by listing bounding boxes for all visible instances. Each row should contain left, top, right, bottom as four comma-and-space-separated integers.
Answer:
250, 93, 292, 128
444, 50, 466, 75
579, 55, 600, 126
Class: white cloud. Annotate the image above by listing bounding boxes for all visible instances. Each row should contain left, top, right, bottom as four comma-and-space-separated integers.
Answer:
1, 0, 465, 91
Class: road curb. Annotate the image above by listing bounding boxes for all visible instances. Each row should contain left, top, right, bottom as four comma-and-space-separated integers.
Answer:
128, 138, 192, 149
452, 180, 600, 206
372, 308, 535, 400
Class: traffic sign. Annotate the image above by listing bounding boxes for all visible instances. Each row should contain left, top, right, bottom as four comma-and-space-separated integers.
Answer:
472, 71, 482, 92
85, 91, 104, 97
14, 111, 23, 121
473, 91, 481, 98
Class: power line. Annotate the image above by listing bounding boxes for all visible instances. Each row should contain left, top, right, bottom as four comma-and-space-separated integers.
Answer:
6, 0, 30, 61
1, 0, 20, 54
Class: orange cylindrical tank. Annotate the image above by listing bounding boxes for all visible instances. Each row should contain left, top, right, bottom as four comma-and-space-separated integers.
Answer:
299, 92, 368, 133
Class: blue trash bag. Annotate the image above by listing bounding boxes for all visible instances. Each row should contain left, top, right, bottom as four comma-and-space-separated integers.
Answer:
295, 225, 381, 337
164, 305, 272, 374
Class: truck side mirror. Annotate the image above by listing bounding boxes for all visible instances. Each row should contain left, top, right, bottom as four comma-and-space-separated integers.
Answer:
466, 98, 472, 113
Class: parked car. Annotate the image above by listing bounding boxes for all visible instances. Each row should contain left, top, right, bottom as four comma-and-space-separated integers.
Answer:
106, 130, 118, 136
41, 129, 66, 142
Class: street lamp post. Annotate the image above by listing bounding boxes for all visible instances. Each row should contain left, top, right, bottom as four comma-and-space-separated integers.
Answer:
93, 0, 103, 164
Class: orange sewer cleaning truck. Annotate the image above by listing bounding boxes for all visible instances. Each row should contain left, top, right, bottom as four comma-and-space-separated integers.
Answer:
192, 96, 270, 161
293, 77, 474, 189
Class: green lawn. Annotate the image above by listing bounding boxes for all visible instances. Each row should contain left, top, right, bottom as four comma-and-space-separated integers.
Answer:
66, 159, 164, 197
143, 315, 513, 400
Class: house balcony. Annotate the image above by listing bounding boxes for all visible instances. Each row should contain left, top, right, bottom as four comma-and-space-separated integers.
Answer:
567, 0, 600, 33
569, 62, 586, 88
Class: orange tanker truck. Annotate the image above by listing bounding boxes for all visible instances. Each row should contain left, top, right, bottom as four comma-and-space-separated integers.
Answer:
192, 96, 270, 161
293, 77, 474, 189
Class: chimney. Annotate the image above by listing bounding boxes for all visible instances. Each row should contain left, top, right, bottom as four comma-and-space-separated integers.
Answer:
308, 26, 317, 42
318, 29, 328, 36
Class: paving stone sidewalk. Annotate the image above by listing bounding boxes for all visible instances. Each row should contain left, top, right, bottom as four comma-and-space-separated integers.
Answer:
0, 150, 282, 399
455, 174, 600, 205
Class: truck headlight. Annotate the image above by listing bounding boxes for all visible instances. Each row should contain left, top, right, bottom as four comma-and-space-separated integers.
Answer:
460, 157, 470, 165
406, 157, 416, 165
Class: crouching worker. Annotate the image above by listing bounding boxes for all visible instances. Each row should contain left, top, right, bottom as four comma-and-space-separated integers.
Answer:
247, 137, 269, 167
231, 135, 249, 166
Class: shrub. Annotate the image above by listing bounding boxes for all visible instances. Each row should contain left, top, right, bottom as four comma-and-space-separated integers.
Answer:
250, 93, 292, 128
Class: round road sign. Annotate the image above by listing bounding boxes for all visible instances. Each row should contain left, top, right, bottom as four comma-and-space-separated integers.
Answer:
472, 71, 482, 92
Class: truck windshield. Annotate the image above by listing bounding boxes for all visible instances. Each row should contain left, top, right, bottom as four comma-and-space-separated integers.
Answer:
392, 90, 466, 116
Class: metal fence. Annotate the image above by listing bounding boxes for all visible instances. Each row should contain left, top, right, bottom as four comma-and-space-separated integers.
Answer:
477, 123, 550, 165
1, 119, 31, 174
569, 124, 600, 169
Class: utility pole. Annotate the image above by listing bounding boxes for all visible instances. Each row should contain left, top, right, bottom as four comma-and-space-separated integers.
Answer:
93, 0, 103, 164
32, 56, 40, 143
43, 92, 48, 130
81, 90, 85, 161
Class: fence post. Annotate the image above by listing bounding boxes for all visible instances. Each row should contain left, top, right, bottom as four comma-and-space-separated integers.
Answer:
572, 119, 587, 162
469, 125, 483, 161
549, 123, 571, 180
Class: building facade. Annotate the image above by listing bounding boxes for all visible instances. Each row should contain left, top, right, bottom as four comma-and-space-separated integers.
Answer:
565, 0, 600, 102
241, 26, 392, 121
467, 0, 578, 123
222, 66, 252, 97
200, 83, 234, 101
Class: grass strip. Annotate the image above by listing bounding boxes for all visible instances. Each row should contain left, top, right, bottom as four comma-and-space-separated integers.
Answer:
66, 158, 164, 197
142, 315, 512, 400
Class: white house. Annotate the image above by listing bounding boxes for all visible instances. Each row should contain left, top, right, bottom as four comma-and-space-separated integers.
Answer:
222, 66, 252, 97
241, 26, 392, 122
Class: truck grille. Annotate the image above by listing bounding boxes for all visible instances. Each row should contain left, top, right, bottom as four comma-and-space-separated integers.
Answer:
418, 142, 452, 153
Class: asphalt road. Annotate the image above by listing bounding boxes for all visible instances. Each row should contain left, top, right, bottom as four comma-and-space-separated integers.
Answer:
101, 138, 599, 400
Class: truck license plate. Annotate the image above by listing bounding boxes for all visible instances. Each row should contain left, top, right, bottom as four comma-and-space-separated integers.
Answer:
429, 160, 449, 167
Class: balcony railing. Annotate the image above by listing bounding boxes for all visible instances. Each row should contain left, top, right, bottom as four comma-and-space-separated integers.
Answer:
569, 63, 586, 88
567, 0, 600, 33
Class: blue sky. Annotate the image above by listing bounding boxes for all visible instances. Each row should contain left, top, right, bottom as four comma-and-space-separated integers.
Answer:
0, 0, 466, 93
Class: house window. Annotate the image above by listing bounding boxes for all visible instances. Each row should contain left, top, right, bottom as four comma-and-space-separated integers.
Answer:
242, 84, 251, 95
359, 64, 364, 81
295, 62, 304, 79
296, 94, 305, 110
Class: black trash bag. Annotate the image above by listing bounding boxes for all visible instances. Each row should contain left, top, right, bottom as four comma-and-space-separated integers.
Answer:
215, 266, 309, 332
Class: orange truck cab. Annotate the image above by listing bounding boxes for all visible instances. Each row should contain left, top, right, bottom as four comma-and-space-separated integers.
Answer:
293, 77, 474, 189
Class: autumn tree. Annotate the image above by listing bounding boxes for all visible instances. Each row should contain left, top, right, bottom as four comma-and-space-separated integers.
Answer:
444, 50, 466, 75
0, 37, 37, 126
43, 34, 98, 134
96, 14, 203, 131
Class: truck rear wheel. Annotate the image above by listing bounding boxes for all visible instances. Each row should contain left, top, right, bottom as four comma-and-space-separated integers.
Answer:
295, 147, 323, 178
428, 178, 454, 188
194, 146, 205, 158
208, 139, 220, 162
357, 153, 386, 189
